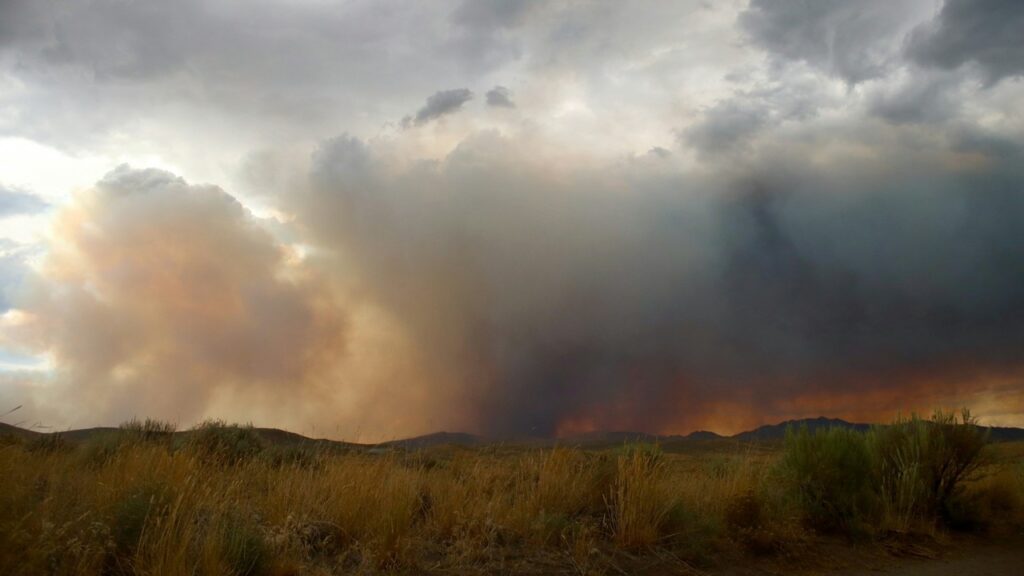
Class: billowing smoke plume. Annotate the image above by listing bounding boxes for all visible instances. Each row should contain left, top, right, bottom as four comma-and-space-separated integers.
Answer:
284, 127, 1024, 436
2, 168, 348, 432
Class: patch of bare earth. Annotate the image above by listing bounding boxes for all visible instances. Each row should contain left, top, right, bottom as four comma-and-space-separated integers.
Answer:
701, 534, 1024, 576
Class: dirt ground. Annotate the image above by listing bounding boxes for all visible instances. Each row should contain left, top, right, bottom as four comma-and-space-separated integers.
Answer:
702, 534, 1024, 576
828, 541, 1024, 576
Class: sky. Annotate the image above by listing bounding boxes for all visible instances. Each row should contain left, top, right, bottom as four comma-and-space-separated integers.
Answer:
1, 0, 1023, 440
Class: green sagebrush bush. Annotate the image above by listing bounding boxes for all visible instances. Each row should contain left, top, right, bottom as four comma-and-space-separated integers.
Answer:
260, 444, 324, 470
185, 420, 265, 465
110, 482, 171, 559
79, 419, 179, 468
0, 433, 21, 447
781, 426, 879, 535
869, 409, 988, 528
220, 513, 270, 576
25, 432, 72, 455
78, 432, 126, 468
118, 418, 177, 445
781, 409, 989, 536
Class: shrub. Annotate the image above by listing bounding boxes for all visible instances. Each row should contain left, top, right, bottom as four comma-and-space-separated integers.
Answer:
944, 467, 1023, 532
782, 410, 990, 536
219, 515, 270, 576
922, 410, 988, 519
25, 433, 72, 455
0, 433, 22, 447
77, 419, 178, 468
78, 431, 126, 468
780, 426, 879, 535
261, 445, 323, 470
119, 418, 177, 446
869, 409, 988, 527
185, 420, 264, 465
725, 491, 764, 533
111, 483, 170, 558
294, 520, 346, 558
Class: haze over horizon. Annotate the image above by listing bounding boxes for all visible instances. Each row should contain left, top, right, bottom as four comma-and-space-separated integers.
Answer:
2, 0, 1024, 442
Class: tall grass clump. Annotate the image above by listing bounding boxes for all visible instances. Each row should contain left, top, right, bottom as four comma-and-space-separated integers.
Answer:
498, 448, 613, 545
780, 426, 879, 535
611, 444, 675, 549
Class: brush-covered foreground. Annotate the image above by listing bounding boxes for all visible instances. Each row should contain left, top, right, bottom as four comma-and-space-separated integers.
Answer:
1, 412, 1022, 575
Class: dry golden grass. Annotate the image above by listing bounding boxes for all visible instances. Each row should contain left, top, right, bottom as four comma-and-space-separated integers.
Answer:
0, 430, 1020, 575
0, 438, 771, 575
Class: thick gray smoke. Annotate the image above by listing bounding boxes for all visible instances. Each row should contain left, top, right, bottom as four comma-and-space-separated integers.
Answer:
288, 128, 1024, 436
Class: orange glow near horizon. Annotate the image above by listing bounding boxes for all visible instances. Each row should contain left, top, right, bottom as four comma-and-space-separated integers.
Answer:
550, 371, 1024, 439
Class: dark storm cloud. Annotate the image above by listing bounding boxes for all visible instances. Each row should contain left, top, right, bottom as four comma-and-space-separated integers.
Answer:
0, 186, 48, 217
404, 89, 474, 127
485, 86, 515, 108
739, 0, 925, 83
907, 0, 1024, 84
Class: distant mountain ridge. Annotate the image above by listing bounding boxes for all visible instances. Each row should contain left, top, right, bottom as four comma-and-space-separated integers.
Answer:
732, 417, 872, 441
384, 417, 1024, 448
2, 417, 1023, 448
685, 430, 724, 440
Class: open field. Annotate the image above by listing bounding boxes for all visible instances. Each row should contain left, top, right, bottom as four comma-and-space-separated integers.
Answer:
1, 415, 1022, 575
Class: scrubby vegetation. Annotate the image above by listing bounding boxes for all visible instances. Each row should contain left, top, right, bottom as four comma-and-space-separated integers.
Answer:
119, 418, 178, 445
781, 409, 996, 536
0, 412, 1020, 575
184, 420, 265, 465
